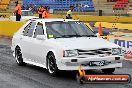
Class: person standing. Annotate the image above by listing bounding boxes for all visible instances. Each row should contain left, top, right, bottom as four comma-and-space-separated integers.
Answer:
66, 6, 74, 19
42, 6, 50, 18
38, 5, 45, 18
14, 1, 22, 21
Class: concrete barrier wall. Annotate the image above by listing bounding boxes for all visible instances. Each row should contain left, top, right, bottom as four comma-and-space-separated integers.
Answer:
51, 14, 132, 22
95, 22, 132, 30
0, 21, 25, 37
74, 16, 132, 22
107, 36, 132, 60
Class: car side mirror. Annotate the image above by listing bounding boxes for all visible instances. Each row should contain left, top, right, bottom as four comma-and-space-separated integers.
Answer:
36, 35, 46, 40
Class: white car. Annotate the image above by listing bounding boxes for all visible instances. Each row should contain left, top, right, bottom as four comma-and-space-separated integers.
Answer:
11, 18, 124, 76
10, 10, 38, 21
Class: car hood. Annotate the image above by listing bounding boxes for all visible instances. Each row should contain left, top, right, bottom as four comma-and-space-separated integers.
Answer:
49, 37, 120, 50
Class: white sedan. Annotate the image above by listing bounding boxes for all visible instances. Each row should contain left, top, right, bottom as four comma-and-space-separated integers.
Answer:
10, 10, 38, 21
11, 18, 124, 76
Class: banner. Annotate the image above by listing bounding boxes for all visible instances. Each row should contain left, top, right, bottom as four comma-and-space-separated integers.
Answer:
109, 38, 132, 60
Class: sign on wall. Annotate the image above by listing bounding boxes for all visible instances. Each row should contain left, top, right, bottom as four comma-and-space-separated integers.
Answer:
109, 38, 132, 60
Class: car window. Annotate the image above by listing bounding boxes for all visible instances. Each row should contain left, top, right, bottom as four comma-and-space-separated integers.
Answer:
46, 21, 95, 38
23, 22, 36, 37
23, 22, 32, 36
34, 23, 44, 38
27, 22, 36, 37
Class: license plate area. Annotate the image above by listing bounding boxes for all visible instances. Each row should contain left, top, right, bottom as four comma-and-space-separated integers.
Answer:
89, 61, 107, 66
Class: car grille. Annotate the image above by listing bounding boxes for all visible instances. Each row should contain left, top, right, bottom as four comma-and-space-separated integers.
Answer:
78, 48, 112, 56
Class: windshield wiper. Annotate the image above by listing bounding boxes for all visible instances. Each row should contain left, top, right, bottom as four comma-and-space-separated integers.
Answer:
55, 35, 81, 38
68, 35, 81, 37
55, 35, 97, 38
80, 35, 97, 37
55, 35, 73, 38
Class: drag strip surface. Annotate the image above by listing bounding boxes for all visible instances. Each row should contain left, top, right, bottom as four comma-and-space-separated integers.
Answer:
0, 41, 132, 88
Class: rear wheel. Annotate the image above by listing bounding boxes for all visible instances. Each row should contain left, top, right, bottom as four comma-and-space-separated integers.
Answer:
47, 52, 59, 77
15, 47, 26, 66
102, 68, 115, 74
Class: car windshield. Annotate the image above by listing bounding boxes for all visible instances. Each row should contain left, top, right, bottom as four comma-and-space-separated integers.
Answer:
22, 11, 33, 16
45, 21, 96, 38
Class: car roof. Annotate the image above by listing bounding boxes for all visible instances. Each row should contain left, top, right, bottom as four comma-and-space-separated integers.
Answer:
31, 18, 79, 23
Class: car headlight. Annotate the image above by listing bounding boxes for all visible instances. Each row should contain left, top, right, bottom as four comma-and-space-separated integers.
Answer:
112, 48, 121, 55
63, 50, 78, 57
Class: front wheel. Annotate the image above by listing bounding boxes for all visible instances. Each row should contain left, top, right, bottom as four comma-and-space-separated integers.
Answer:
15, 47, 26, 66
102, 68, 115, 74
47, 52, 59, 77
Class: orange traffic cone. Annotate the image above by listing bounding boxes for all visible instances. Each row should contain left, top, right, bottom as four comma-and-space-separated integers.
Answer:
98, 23, 103, 36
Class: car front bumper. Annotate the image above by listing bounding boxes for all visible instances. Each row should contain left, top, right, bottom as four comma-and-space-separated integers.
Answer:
56, 55, 124, 70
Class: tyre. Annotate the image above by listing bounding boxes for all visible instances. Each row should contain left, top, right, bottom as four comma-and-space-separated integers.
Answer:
102, 68, 115, 74
15, 47, 26, 66
47, 52, 59, 77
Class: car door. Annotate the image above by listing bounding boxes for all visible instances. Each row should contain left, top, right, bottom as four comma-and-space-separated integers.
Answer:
20, 21, 37, 62
30, 22, 47, 65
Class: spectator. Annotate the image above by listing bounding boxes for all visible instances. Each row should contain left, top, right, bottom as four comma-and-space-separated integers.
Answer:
66, 6, 74, 19
42, 6, 50, 18
14, 1, 22, 21
38, 5, 45, 18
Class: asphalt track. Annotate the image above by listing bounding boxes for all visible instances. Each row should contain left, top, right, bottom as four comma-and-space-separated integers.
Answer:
0, 38, 132, 88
